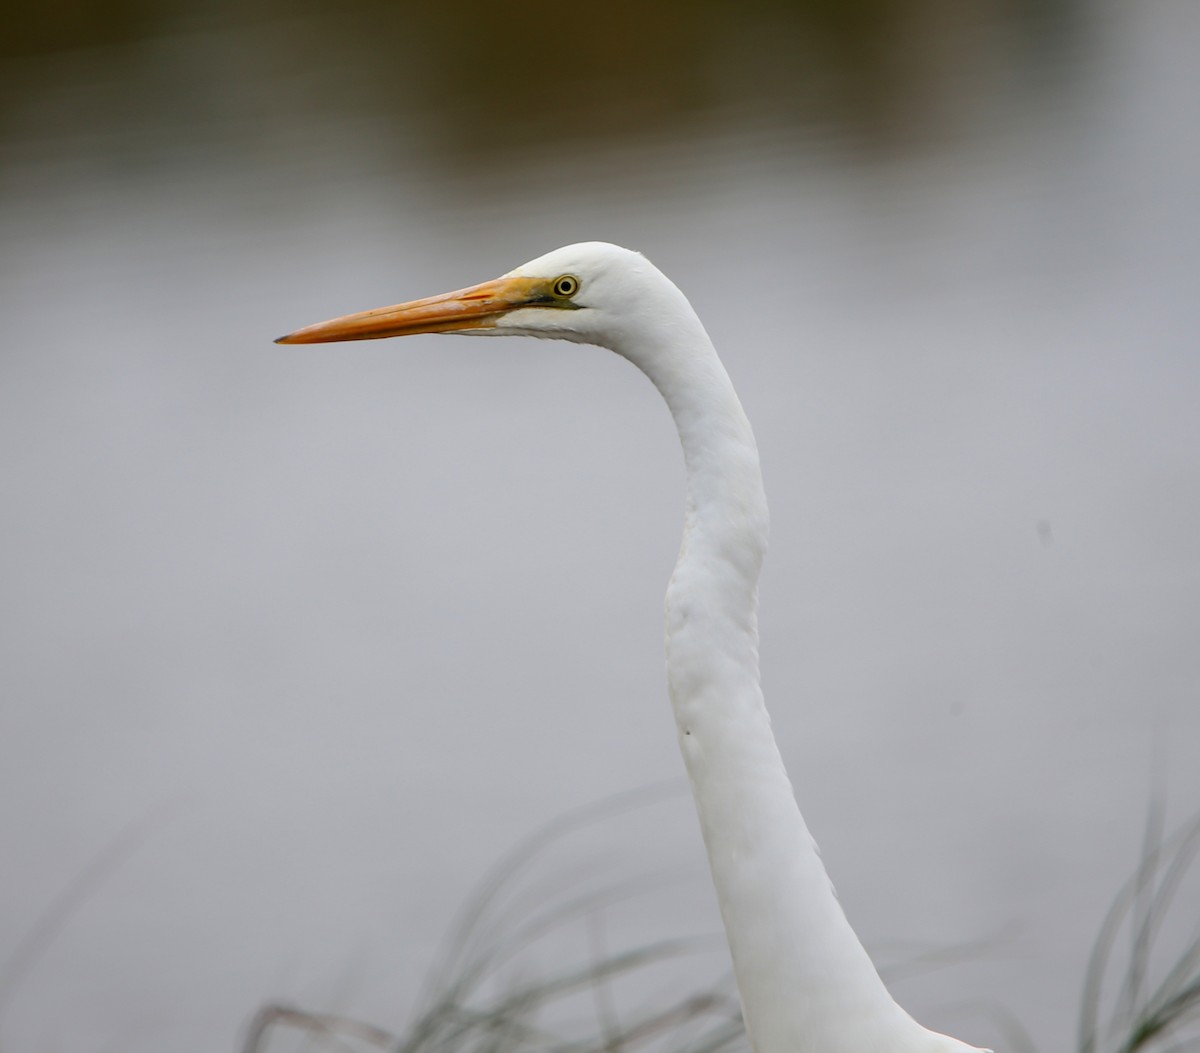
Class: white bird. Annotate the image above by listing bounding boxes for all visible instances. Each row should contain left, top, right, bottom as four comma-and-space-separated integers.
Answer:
277, 242, 989, 1053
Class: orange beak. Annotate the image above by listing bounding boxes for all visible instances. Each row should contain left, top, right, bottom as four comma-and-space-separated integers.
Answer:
275, 276, 553, 344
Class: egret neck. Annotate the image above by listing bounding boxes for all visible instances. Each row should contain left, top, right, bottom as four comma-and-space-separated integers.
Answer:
275, 241, 986, 1053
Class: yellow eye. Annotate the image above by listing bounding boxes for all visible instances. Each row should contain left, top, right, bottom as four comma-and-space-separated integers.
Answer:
552, 275, 580, 298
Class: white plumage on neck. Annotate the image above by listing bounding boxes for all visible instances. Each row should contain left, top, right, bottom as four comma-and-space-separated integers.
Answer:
506, 244, 984, 1053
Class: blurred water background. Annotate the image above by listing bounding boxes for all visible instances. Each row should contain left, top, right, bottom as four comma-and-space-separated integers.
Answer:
2, 1, 1198, 1050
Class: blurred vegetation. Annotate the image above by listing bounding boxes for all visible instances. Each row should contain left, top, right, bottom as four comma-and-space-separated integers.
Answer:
241, 786, 746, 1053
0, 0, 1083, 164
3, 791, 1197, 1052
238, 798, 1200, 1053
1079, 809, 1200, 1053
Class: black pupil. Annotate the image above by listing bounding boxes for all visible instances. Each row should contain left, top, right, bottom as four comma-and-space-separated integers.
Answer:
557, 278, 574, 295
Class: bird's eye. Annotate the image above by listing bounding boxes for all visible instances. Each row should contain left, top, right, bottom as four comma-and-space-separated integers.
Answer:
552, 275, 580, 298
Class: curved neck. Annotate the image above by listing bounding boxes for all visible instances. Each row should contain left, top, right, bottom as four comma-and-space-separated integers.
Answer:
614, 309, 960, 1053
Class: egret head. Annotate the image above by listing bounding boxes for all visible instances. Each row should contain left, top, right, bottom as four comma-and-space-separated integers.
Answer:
275, 242, 688, 353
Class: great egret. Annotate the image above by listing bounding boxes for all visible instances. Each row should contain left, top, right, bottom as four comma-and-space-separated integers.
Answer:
278, 242, 988, 1053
